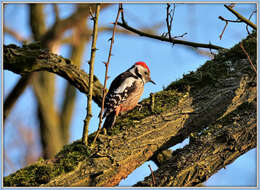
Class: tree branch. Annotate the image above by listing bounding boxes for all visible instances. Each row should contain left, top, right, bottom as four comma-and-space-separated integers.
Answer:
166, 3, 175, 40
4, 4, 47, 123
246, 10, 256, 34
135, 100, 256, 186
118, 6, 224, 50
3, 43, 104, 107
53, 4, 60, 23
60, 28, 89, 144
224, 4, 257, 30
41, 4, 110, 49
29, 4, 62, 159
3, 75, 32, 123
93, 4, 123, 144
3, 25, 28, 42
239, 42, 256, 73
3, 32, 256, 187
82, 4, 101, 146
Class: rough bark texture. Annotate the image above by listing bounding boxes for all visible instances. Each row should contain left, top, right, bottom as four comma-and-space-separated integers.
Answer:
4, 43, 104, 107
135, 100, 256, 187
3, 32, 256, 187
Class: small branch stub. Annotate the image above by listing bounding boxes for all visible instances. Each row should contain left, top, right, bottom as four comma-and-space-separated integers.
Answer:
150, 93, 155, 113
148, 164, 156, 186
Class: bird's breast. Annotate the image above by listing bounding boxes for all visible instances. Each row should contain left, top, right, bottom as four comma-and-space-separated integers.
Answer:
119, 81, 144, 113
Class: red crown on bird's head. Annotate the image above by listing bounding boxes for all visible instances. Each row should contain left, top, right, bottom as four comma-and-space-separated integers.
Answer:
135, 61, 150, 73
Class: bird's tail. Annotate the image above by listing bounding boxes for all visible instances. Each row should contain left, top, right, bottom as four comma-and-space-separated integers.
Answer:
103, 111, 117, 130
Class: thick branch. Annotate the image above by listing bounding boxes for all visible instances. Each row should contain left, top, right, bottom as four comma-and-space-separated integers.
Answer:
4, 43, 104, 107
135, 100, 256, 187
4, 33, 256, 187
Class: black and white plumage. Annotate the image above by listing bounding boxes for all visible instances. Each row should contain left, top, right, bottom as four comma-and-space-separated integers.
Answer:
102, 62, 155, 129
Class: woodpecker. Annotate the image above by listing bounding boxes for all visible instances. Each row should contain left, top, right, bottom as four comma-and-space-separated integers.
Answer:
102, 61, 155, 129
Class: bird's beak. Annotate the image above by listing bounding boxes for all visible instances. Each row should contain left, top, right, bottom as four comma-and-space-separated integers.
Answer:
149, 78, 156, 85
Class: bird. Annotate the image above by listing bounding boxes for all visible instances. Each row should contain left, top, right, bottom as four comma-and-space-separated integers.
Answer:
102, 61, 155, 129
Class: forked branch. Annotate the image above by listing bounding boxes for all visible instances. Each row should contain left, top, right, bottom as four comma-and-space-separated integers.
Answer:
224, 4, 257, 30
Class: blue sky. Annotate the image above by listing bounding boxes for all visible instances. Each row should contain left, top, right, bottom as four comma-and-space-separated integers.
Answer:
3, 3, 257, 187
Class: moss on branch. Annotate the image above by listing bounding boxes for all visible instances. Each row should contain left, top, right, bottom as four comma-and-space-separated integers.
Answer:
3, 32, 256, 187
4, 141, 91, 186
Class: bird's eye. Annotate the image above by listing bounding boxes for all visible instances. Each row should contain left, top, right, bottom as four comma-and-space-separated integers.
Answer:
144, 71, 148, 75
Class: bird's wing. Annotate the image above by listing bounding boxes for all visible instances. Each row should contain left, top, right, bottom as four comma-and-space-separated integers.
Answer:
103, 72, 138, 118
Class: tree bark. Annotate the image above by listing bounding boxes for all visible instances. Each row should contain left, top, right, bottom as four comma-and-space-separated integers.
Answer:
3, 32, 256, 187
135, 100, 256, 187
4, 43, 104, 107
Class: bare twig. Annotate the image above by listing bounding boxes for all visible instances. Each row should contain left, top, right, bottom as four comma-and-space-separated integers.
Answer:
82, 4, 100, 146
166, 3, 175, 40
118, 5, 224, 50
165, 4, 186, 40
89, 6, 95, 20
218, 15, 243, 40
148, 164, 156, 186
224, 4, 257, 30
218, 16, 241, 23
92, 4, 123, 145
246, 10, 257, 34
173, 32, 188, 39
219, 18, 228, 40
240, 42, 256, 73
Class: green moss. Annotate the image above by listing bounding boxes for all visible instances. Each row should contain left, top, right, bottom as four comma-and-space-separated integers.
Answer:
53, 140, 91, 173
4, 140, 91, 187
225, 31, 256, 64
25, 42, 43, 49
167, 32, 256, 92
167, 58, 227, 92
4, 29, 256, 187
4, 164, 52, 186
